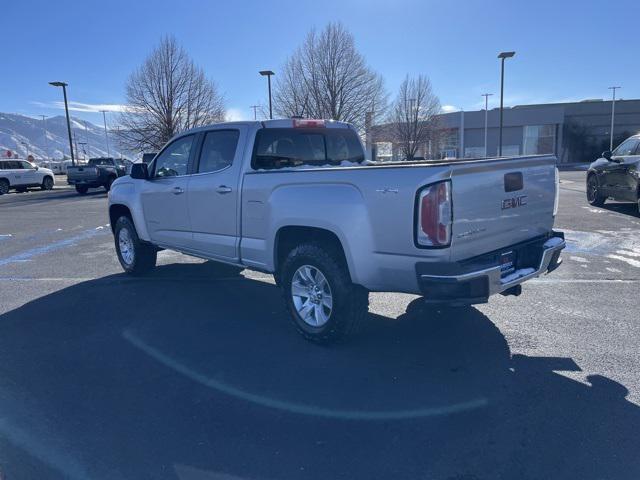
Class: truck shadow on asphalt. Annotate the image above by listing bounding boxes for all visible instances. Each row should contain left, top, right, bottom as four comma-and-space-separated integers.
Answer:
600, 202, 640, 217
0, 263, 638, 479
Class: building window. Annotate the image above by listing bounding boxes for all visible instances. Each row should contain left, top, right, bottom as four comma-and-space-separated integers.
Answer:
374, 142, 393, 161
523, 125, 555, 155
464, 146, 486, 158
501, 145, 520, 156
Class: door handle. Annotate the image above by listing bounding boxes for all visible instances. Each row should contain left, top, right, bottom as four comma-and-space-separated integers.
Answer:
216, 185, 232, 194
172, 186, 184, 195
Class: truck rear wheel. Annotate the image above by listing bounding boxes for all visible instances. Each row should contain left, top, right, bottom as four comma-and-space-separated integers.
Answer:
105, 176, 116, 192
280, 243, 368, 344
0, 179, 8, 195
75, 185, 88, 195
114, 216, 157, 275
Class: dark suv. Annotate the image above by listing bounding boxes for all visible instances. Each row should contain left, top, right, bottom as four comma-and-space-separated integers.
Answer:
587, 134, 640, 213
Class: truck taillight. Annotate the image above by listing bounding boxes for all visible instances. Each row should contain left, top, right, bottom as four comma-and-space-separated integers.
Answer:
416, 181, 452, 247
293, 119, 325, 128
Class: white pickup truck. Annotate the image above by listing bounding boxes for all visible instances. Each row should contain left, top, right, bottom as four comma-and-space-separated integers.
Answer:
108, 119, 565, 343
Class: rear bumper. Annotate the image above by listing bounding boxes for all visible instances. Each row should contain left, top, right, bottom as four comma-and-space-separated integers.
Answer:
67, 179, 101, 187
417, 231, 565, 305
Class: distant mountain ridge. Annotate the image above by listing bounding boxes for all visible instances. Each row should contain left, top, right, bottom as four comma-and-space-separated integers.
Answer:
0, 112, 135, 160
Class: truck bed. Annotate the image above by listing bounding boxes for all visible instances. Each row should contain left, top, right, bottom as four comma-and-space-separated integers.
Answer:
240, 154, 557, 291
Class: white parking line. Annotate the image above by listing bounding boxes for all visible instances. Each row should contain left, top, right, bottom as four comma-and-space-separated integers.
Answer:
0, 225, 110, 267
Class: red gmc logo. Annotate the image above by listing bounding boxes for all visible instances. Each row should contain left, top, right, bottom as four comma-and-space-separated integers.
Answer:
502, 195, 528, 210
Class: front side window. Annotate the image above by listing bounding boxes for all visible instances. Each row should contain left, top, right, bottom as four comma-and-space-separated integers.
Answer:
20, 161, 34, 169
198, 130, 240, 173
153, 135, 194, 178
613, 138, 639, 157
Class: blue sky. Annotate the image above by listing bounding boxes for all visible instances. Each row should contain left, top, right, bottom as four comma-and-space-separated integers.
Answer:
5, 0, 639, 127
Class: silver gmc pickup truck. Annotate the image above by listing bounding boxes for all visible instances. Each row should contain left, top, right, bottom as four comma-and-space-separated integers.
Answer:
108, 119, 565, 343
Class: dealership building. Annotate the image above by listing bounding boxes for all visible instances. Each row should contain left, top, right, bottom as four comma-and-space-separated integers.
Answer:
369, 98, 640, 164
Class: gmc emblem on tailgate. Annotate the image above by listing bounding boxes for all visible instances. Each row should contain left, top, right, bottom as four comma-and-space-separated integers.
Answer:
502, 195, 528, 210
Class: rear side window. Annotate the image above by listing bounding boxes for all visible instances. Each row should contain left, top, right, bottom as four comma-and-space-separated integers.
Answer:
252, 128, 364, 170
197, 130, 240, 173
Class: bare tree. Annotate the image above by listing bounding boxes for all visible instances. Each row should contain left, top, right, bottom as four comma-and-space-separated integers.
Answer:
119, 35, 225, 152
390, 75, 441, 160
274, 22, 387, 131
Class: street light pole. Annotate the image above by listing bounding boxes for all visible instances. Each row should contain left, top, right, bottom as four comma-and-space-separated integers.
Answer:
40, 115, 49, 160
100, 110, 111, 157
481, 93, 493, 157
608, 86, 621, 151
49, 81, 75, 166
259, 70, 275, 120
83, 120, 91, 154
497, 51, 515, 157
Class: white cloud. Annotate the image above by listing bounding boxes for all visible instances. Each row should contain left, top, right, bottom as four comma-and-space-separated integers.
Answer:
31, 101, 128, 113
225, 107, 248, 122
441, 105, 460, 113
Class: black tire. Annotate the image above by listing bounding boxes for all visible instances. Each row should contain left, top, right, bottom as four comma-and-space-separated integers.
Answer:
587, 174, 605, 207
41, 176, 54, 190
280, 243, 368, 344
104, 176, 116, 192
75, 185, 89, 195
114, 216, 157, 275
0, 179, 8, 195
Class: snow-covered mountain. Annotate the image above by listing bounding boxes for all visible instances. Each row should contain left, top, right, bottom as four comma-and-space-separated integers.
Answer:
0, 112, 135, 160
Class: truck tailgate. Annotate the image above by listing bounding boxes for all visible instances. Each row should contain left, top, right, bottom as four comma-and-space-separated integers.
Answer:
449, 155, 557, 261
67, 166, 99, 181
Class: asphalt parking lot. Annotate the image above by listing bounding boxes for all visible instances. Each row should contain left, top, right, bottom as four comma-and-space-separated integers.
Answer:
0, 170, 639, 480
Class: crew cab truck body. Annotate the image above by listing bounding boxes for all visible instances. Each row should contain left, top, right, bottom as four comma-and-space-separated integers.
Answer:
108, 119, 565, 343
67, 157, 126, 194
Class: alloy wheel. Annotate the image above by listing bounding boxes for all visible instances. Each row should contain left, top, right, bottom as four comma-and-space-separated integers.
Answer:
291, 265, 333, 327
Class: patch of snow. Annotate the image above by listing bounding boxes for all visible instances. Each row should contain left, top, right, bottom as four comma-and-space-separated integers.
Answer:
616, 249, 640, 258
570, 256, 589, 263
606, 254, 640, 268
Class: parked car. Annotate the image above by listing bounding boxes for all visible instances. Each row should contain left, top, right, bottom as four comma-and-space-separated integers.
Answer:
587, 134, 640, 213
67, 157, 127, 194
0, 159, 55, 194
108, 119, 565, 343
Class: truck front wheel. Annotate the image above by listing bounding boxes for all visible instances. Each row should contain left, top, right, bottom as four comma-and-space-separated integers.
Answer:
280, 243, 368, 344
114, 216, 157, 275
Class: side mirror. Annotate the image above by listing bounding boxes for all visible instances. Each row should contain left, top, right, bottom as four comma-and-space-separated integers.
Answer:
130, 163, 149, 180
35, 165, 39, 170
602, 150, 612, 161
